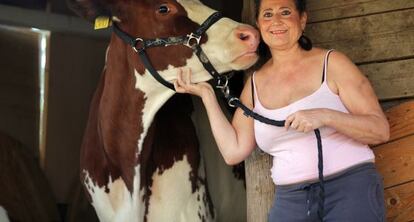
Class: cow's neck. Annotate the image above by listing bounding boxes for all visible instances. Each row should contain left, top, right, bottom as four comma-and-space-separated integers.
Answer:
95, 37, 177, 190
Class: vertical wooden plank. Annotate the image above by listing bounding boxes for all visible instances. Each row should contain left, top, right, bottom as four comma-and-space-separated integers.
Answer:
242, 1, 276, 222
44, 32, 108, 204
242, 0, 256, 25
245, 149, 275, 222
0, 25, 40, 157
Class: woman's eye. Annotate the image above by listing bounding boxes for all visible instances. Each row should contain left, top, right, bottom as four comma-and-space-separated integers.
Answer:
281, 10, 291, 16
158, 4, 170, 14
263, 12, 273, 18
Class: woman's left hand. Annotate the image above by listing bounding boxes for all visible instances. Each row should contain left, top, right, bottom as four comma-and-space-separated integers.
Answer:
285, 109, 329, 133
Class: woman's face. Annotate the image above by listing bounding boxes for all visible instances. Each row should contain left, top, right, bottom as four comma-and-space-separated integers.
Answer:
257, 0, 307, 50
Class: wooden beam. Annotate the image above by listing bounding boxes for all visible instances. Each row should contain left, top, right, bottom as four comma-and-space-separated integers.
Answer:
384, 101, 414, 141
245, 149, 274, 222
372, 101, 414, 143
307, 0, 414, 23
306, 9, 414, 64
384, 181, 414, 222
373, 134, 414, 188
360, 59, 414, 100
0, 4, 109, 38
242, 0, 256, 26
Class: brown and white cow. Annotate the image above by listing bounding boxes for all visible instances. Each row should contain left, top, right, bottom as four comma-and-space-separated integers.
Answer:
68, 0, 259, 221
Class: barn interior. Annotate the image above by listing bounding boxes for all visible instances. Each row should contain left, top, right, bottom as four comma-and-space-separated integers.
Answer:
0, 1, 244, 221
0, 0, 413, 222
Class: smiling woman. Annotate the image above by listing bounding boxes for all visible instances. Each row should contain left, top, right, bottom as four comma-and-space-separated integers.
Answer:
175, 0, 390, 221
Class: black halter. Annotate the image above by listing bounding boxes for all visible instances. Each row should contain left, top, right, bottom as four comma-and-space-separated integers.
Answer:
112, 11, 325, 221
112, 11, 226, 91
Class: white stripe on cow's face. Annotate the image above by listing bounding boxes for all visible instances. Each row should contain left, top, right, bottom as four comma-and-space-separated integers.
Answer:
0, 206, 10, 222
83, 166, 145, 222
146, 155, 212, 221
177, 0, 257, 70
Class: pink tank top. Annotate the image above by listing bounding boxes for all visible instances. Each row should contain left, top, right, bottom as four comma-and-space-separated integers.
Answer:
252, 50, 375, 185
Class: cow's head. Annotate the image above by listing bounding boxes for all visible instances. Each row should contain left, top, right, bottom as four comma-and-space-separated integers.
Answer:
68, 0, 259, 86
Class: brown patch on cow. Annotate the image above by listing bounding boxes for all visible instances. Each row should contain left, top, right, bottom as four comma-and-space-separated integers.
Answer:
139, 94, 202, 222
80, 41, 145, 194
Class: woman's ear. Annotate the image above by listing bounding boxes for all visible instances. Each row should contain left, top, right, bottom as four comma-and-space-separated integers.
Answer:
300, 11, 308, 30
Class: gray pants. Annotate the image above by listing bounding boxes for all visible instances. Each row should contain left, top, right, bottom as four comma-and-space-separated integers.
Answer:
269, 163, 385, 222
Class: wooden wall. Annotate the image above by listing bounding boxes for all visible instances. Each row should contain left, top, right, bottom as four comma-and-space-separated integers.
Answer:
44, 33, 107, 204
306, 0, 414, 101
0, 25, 40, 157
242, 0, 414, 221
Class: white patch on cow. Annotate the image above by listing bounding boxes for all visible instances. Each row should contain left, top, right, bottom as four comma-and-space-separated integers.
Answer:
83, 166, 145, 222
134, 69, 176, 154
146, 155, 212, 222
0, 206, 10, 222
84, 156, 211, 222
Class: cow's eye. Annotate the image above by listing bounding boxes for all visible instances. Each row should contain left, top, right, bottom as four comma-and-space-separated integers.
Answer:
158, 4, 170, 14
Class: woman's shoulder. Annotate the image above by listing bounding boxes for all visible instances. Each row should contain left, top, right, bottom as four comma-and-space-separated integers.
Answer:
314, 48, 354, 66
320, 49, 364, 84
309, 48, 356, 75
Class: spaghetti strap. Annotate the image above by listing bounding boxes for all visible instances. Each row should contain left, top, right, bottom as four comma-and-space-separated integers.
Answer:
251, 73, 255, 108
322, 49, 335, 83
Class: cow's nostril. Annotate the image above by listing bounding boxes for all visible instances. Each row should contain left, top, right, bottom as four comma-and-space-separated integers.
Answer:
239, 33, 250, 41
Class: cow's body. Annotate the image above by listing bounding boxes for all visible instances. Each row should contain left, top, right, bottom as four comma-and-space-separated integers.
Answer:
68, 0, 259, 221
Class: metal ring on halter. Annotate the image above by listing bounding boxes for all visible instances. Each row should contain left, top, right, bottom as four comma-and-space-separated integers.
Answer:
184, 33, 202, 48
216, 76, 228, 89
228, 97, 239, 108
220, 86, 230, 97
132, 38, 145, 52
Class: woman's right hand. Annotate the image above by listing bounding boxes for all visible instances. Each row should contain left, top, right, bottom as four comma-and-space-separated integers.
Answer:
174, 68, 214, 98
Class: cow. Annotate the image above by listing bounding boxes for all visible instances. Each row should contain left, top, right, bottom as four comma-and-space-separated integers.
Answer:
0, 206, 9, 222
67, 0, 259, 221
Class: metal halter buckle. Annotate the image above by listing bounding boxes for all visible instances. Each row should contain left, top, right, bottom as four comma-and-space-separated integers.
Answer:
228, 97, 239, 108
215, 76, 228, 89
184, 33, 202, 48
132, 38, 145, 52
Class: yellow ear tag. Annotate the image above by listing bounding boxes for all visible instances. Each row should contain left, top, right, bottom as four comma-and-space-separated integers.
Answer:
94, 16, 112, 30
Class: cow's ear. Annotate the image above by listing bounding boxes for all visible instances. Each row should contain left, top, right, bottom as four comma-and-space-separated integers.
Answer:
67, 0, 111, 22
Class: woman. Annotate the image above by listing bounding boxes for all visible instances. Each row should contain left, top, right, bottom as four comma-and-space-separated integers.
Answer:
174, 0, 389, 221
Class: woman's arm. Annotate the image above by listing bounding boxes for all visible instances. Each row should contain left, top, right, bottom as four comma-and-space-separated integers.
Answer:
175, 69, 256, 165
285, 51, 389, 145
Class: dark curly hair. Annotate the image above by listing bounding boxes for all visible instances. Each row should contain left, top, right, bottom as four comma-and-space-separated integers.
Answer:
255, 0, 307, 18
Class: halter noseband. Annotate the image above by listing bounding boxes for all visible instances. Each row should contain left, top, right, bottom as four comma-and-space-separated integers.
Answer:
112, 11, 225, 91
